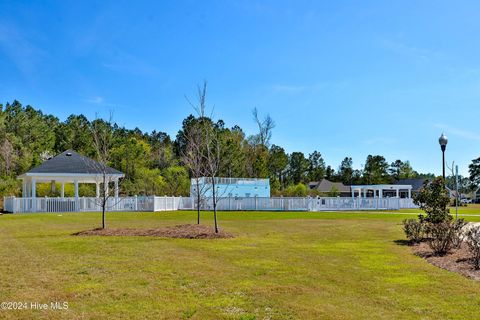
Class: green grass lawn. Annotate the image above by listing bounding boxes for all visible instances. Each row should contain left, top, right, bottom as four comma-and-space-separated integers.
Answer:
399, 203, 480, 215
1, 210, 480, 320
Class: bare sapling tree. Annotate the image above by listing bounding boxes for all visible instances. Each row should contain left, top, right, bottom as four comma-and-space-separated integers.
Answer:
182, 123, 210, 224
182, 81, 211, 224
90, 112, 121, 229
0, 138, 15, 176
252, 107, 275, 147
203, 122, 232, 233
186, 81, 230, 233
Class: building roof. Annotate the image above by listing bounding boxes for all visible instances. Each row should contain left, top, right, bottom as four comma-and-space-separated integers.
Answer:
310, 179, 351, 193
22, 150, 123, 175
394, 179, 426, 192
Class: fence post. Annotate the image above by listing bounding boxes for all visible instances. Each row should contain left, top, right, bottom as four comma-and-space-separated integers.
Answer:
164, 195, 167, 211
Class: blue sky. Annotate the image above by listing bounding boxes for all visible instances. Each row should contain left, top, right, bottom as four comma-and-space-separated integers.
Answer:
1, 0, 479, 176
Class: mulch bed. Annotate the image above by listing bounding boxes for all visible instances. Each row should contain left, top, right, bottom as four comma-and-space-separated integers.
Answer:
412, 242, 480, 280
72, 224, 233, 239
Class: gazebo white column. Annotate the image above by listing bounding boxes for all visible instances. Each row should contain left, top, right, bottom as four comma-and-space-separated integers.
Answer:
22, 180, 27, 197
96, 182, 100, 198
31, 178, 36, 212
74, 180, 79, 199
61, 182, 65, 198
114, 179, 119, 198
31, 178, 36, 198
408, 188, 412, 199
396, 188, 399, 198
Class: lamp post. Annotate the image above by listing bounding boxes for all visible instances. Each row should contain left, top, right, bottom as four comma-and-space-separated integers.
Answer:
438, 133, 448, 180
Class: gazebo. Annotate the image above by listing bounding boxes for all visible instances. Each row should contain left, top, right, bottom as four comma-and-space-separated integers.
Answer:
17, 150, 124, 210
350, 184, 413, 199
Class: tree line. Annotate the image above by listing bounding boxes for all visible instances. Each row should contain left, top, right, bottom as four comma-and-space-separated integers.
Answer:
1, 93, 461, 199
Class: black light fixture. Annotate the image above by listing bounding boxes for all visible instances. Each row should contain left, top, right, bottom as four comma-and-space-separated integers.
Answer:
438, 133, 448, 180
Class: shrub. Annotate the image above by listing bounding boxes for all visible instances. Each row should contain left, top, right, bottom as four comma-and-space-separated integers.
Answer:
403, 219, 424, 243
414, 177, 451, 224
465, 225, 480, 270
284, 183, 308, 197
328, 186, 340, 197
423, 221, 456, 255
451, 219, 467, 249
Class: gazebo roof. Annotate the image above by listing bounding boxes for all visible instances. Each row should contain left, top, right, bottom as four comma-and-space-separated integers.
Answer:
19, 150, 123, 177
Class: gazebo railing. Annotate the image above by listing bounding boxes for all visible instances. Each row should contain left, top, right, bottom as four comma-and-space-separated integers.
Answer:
3, 196, 186, 213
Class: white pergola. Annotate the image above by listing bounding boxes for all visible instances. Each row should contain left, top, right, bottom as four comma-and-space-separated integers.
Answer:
17, 150, 124, 200
350, 184, 413, 199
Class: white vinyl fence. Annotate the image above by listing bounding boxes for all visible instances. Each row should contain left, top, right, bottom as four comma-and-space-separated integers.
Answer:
3, 196, 187, 213
198, 196, 417, 211
3, 196, 417, 213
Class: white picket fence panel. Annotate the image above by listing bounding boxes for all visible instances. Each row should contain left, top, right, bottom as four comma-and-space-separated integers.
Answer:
189, 197, 417, 211
3, 196, 178, 213
3, 196, 417, 213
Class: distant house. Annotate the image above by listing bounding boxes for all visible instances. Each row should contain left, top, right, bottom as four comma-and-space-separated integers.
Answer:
308, 179, 351, 197
394, 179, 426, 195
190, 177, 270, 198
475, 188, 480, 203
445, 187, 473, 202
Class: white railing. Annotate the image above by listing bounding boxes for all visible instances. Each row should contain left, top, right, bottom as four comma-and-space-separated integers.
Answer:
197, 197, 311, 211
190, 197, 418, 211
399, 198, 418, 209
4, 196, 15, 213
3, 196, 418, 213
3, 196, 182, 213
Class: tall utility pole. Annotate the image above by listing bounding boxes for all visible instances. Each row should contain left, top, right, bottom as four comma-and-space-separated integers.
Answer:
455, 165, 459, 220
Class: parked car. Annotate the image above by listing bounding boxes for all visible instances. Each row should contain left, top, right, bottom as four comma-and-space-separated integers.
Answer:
461, 198, 473, 204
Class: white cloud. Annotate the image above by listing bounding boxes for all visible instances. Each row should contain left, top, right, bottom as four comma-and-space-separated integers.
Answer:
84, 96, 125, 109
85, 96, 105, 104
382, 40, 445, 63
102, 51, 157, 76
270, 81, 347, 94
0, 22, 46, 76
434, 123, 480, 142
362, 137, 396, 145
270, 84, 307, 93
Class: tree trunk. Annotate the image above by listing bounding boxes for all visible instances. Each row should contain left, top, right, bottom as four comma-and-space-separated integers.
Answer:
195, 179, 201, 224
197, 192, 201, 225
102, 204, 106, 229
212, 178, 218, 233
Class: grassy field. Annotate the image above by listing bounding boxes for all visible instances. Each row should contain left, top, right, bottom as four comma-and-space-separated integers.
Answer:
1, 210, 480, 319
399, 203, 480, 215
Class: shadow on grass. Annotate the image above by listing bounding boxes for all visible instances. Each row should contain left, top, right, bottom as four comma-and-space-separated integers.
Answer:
393, 239, 411, 246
